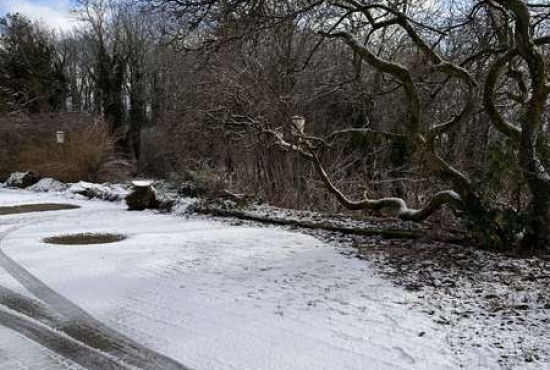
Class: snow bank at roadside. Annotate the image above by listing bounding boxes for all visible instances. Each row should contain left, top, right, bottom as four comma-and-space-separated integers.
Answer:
1, 175, 129, 203
27, 178, 68, 193
65, 181, 129, 201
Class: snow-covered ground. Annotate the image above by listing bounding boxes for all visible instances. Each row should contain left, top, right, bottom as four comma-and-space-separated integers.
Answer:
0, 188, 468, 370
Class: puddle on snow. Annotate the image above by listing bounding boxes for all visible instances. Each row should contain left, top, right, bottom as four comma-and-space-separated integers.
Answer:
0, 203, 80, 216
43, 233, 126, 245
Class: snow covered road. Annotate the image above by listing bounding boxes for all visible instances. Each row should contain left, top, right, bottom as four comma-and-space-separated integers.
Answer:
0, 189, 463, 370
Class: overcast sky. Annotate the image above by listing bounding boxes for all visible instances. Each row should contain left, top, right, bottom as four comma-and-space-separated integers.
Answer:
0, 0, 80, 31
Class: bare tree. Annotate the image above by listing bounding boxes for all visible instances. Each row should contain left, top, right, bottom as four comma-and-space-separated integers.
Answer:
143, 0, 550, 252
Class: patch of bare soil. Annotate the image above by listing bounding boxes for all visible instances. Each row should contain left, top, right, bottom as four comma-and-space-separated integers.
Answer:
44, 233, 126, 245
0, 203, 80, 215
357, 240, 550, 369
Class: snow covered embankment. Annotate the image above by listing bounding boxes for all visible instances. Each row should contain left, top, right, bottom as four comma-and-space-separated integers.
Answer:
0, 188, 461, 370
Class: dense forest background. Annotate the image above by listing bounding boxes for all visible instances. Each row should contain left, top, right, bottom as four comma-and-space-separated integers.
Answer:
2, 0, 550, 252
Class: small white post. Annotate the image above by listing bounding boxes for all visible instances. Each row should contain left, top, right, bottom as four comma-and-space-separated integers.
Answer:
56, 130, 66, 144
291, 116, 306, 135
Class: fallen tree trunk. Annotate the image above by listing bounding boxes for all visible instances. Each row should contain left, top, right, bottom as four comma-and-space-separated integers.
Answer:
195, 206, 431, 240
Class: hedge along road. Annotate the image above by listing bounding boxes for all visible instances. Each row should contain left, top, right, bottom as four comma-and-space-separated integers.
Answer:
0, 216, 193, 370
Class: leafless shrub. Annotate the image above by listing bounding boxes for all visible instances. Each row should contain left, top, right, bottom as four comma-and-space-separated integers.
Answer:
0, 113, 122, 183
20, 124, 114, 182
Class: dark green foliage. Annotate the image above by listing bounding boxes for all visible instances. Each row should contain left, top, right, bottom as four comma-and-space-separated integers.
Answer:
465, 140, 527, 250
175, 170, 229, 199
477, 139, 521, 202
178, 181, 206, 198
0, 14, 66, 113
465, 203, 527, 251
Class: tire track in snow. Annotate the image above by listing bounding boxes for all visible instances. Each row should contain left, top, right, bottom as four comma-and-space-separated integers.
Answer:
0, 306, 130, 370
0, 284, 64, 329
0, 221, 193, 370
0, 324, 89, 370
